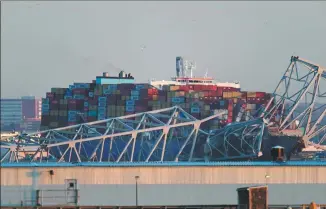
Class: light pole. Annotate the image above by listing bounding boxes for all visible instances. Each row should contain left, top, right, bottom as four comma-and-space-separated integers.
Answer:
135, 175, 139, 208
265, 174, 271, 186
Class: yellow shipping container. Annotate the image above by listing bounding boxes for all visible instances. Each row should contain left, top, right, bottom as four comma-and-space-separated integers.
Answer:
232, 92, 242, 98
175, 91, 185, 97
152, 95, 159, 101
223, 92, 232, 98
247, 92, 257, 98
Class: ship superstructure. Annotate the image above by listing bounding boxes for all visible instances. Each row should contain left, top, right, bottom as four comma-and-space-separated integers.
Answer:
150, 56, 240, 89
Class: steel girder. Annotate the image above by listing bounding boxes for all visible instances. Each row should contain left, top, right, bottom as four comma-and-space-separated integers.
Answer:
204, 119, 265, 161
261, 56, 326, 147
0, 106, 266, 163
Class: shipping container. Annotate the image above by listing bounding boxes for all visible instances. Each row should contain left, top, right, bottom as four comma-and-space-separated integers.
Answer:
237, 186, 268, 209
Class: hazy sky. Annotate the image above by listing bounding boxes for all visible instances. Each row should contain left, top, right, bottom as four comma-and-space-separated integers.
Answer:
1, 1, 326, 98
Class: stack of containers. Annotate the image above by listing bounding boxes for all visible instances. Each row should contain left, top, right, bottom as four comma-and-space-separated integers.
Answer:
41, 73, 272, 130
98, 96, 107, 120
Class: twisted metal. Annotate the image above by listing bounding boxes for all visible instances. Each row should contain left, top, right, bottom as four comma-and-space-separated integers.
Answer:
0, 106, 265, 163
261, 56, 326, 148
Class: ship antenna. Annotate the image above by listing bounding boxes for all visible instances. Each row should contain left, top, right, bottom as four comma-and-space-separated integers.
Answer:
204, 68, 208, 78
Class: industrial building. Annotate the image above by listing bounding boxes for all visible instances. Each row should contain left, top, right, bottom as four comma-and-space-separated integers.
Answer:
1, 96, 42, 132
1, 162, 326, 207
21, 96, 42, 120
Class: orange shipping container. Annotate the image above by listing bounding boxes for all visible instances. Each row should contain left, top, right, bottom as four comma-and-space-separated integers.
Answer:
170, 86, 180, 91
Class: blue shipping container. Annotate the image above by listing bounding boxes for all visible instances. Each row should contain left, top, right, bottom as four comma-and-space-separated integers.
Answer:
98, 113, 106, 117
108, 85, 117, 90
131, 90, 140, 96
98, 96, 107, 102
98, 102, 106, 107
89, 92, 94, 97
103, 89, 112, 95
69, 85, 75, 90
42, 104, 50, 108
191, 102, 200, 107
135, 84, 145, 90
64, 96, 73, 99
88, 110, 97, 117
97, 116, 106, 120
172, 97, 185, 103
126, 100, 135, 106
73, 95, 85, 99
68, 118, 76, 122
191, 107, 200, 113
41, 110, 49, 114
131, 96, 139, 101
42, 98, 49, 104
84, 102, 89, 107
75, 83, 90, 89
126, 106, 135, 112
220, 100, 225, 106
98, 107, 106, 112
68, 111, 77, 115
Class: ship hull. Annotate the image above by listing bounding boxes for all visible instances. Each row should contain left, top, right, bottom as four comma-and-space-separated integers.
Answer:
259, 133, 304, 161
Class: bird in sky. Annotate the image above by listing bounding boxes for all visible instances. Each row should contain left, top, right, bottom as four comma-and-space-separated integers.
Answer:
141, 45, 146, 51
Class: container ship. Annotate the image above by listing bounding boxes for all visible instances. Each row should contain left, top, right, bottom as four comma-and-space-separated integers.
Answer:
41, 57, 269, 129
39, 56, 314, 161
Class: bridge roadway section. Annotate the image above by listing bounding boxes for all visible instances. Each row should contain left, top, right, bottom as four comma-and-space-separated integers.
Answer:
1, 161, 326, 207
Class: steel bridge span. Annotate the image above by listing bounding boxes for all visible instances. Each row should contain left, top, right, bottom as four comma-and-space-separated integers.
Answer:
0, 106, 266, 163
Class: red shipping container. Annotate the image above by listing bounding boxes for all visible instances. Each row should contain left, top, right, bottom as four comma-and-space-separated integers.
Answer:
209, 85, 218, 91
46, 92, 55, 98
51, 100, 59, 104
68, 122, 77, 126
200, 85, 206, 91
72, 88, 86, 95
203, 91, 209, 97
179, 85, 189, 92
68, 99, 77, 104
256, 92, 266, 98
217, 88, 223, 97
194, 85, 202, 91
88, 99, 97, 105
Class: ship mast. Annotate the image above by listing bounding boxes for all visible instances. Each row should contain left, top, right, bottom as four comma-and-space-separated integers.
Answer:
176, 56, 196, 78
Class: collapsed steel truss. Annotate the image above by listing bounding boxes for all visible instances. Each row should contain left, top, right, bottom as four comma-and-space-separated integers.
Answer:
261, 56, 326, 147
0, 106, 265, 163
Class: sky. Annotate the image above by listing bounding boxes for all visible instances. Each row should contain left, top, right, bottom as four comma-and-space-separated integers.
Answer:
1, 1, 326, 98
